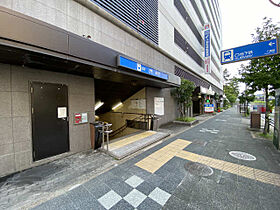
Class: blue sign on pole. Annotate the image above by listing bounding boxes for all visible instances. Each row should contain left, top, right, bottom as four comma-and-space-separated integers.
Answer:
204, 29, 210, 58
221, 39, 279, 64
204, 24, 211, 74
117, 56, 169, 80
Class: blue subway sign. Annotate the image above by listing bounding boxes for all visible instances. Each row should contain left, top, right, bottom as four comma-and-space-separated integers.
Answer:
204, 24, 211, 74
117, 56, 169, 80
221, 38, 279, 64
204, 26, 211, 58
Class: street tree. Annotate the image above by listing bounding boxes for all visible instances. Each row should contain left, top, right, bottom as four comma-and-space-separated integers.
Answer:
239, 17, 280, 134
224, 77, 239, 105
238, 89, 255, 115
171, 79, 195, 118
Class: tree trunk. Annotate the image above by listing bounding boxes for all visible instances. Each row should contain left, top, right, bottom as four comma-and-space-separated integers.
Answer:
263, 88, 270, 135
179, 103, 183, 118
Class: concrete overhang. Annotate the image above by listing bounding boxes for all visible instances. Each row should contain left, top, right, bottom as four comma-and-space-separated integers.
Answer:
0, 6, 180, 88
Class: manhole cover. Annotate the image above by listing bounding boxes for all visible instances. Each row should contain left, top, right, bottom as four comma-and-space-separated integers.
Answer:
184, 162, 213, 177
229, 151, 256, 161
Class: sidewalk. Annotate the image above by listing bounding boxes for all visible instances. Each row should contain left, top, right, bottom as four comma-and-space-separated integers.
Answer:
0, 113, 217, 210
3, 108, 280, 209
0, 152, 118, 209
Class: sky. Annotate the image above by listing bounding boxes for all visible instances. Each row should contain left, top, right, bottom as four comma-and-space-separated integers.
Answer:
219, 0, 280, 92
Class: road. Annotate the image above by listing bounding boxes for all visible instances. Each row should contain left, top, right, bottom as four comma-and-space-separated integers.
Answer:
33, 108, 280, 210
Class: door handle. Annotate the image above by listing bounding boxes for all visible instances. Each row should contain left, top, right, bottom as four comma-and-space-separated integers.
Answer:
61, 117, 69, 121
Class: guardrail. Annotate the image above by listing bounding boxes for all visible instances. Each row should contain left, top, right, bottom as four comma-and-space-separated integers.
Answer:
261, 115, 274, 128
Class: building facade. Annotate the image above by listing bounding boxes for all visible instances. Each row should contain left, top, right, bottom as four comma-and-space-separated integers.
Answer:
0, 0, 223, 177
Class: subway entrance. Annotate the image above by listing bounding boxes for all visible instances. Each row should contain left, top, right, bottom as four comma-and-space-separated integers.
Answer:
94, 79, 152, 140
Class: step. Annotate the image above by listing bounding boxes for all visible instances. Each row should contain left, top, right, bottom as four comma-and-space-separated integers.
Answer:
107, 131, 170, 160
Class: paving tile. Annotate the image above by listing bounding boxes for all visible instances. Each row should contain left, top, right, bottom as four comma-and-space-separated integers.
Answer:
127, 166, 151, 180
146, 174, 164, 187
32, 194, 76, 210
158, 178, 178, 194
98, 190, 122, 210
110, 199, 134, 210
105, 176, 123, 186
148, 187, 171, 206
137, 197, 162, 210
125, 175, 144, 188
123, 189, 147, 208
136, 181, 156, 196
154, 167, 172, 179
66, 185, 103, 209
108, 180, 133, 197
109, 166, 133, 181
84, 182, 111, 199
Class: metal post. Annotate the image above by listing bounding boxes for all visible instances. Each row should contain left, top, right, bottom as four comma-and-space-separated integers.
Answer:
101, 125, 105, 150
103, 123, 112, 152
106, 132, 109, 151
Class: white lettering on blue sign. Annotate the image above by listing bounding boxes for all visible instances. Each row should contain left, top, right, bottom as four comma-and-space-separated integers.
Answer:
204, 24, 211, 74
137, 63, 141, 71
118, 56, 169, 80
221, 39, 278, 64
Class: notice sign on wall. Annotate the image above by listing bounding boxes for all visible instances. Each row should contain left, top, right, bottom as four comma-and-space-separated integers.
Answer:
57, 107, 67, 118
74, 113, 88, 124
204, 104, 214, 113
154, 97, 164, 116
130, 99, 146, 109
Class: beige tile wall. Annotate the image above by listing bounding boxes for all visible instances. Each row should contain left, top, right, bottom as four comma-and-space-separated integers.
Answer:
0, 63, 94, 177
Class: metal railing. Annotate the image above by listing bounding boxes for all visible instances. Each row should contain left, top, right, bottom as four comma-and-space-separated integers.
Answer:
261, 115, 275, 128
109, 113, 160, 138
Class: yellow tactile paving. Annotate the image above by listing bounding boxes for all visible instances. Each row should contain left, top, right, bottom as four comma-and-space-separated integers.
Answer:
135, 139, 280, 187
109, 131, 156, 150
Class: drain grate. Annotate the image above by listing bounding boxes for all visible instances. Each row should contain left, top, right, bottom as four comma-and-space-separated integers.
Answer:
184, 162, 213, 177
229, 151, 256, 161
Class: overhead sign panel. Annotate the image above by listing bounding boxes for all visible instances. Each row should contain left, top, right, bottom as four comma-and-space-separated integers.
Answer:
117, 56, 169, 80
221, 38, 279, 64
203, 24, 211, 73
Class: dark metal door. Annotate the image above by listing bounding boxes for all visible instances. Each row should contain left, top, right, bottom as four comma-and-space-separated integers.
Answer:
31, 82, 69, 161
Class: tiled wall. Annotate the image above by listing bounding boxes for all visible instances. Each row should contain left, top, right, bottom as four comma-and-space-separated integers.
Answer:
0, 63, 95, 177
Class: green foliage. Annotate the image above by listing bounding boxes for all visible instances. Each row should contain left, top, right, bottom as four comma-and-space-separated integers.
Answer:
239, 17, 280, 134
176, 117, 196, 122
171, 79, 195, 118
268, 99, 275, 111
258, 132, 273, 140
239, 90, 255, 105
224, 77, 239, 105
253, 100, 266, 104
239, 18, 280, 92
